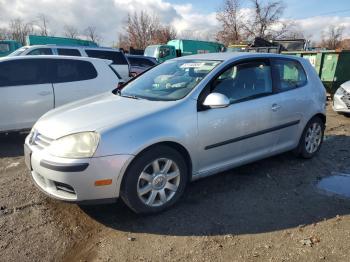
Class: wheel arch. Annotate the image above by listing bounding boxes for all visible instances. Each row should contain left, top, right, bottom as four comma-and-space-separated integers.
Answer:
118, 141, 193, 194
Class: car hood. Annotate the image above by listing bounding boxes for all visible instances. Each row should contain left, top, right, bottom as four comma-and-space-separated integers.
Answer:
34, 92, 176, 139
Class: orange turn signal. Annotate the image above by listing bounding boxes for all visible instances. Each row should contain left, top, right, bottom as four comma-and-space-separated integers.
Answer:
94, 179, 112, 186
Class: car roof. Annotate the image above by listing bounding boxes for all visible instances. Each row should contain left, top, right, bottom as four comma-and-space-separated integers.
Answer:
0, 55, 113, 64
126, 54, 156, 60
173, 52, 303, 63
20, 45, 122, 52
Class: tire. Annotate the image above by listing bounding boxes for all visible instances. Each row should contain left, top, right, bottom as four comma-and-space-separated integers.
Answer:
294, 116, 325, 159
120, 145, 188, 214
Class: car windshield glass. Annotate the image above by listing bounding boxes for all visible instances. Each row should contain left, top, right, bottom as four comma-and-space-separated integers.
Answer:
144, 46, 158, 57
120, 59, 221, 101
7, 47, 28, 56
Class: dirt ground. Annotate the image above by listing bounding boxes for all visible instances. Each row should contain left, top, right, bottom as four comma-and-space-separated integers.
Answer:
1, 105, 350, 262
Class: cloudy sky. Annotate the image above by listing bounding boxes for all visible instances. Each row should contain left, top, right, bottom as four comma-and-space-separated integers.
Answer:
0, 0, 349, 45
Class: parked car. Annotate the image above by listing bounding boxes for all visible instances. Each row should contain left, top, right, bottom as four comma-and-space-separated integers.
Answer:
126, 54, 158, 77
333, 81, 350, 116
8, 45, 130, 81
24, 53, 326, 214
0, 55, 120, 133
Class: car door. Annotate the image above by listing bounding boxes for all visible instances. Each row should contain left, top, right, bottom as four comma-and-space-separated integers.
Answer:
84, 49, 130, 81
269, 58, 309, 152
196, 59, 280, 174
0, 59, 54, 132
51, 59, 101, 107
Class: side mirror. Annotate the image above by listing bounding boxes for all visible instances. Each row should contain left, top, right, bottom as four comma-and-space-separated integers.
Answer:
203, 93, 230, 109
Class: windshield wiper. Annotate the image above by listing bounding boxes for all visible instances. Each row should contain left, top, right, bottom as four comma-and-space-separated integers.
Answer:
116, 90, 141, 100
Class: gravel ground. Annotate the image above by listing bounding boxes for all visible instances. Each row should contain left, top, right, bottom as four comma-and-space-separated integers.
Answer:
0, 105, 349, 262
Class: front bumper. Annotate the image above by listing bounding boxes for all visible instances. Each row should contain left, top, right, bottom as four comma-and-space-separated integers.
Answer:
333, 93, 350, 113
24, 138, 133, 202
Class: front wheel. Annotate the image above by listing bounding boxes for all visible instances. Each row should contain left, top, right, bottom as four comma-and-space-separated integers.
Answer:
120, 145, 188, 214
294, 117, 325, 159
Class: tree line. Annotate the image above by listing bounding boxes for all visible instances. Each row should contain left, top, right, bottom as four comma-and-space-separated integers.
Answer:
0, 0, 348, 50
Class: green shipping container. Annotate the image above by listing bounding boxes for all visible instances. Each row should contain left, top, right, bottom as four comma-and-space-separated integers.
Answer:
0, 40, 22, 57
26, 35, 98, 47
282, 50, 350, 94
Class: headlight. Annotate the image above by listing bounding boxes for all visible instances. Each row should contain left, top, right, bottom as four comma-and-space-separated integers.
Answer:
335, 87, 345, 96
48, 132, 99, 158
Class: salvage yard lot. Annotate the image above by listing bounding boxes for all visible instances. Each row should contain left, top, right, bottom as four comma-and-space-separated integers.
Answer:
0, 105, 349, 262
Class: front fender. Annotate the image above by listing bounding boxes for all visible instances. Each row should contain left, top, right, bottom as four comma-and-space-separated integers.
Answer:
94, 99, 199, 170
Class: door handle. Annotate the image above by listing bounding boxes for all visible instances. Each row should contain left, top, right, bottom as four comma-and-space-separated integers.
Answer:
38, 91, 52, 96
271, 103, 281, 111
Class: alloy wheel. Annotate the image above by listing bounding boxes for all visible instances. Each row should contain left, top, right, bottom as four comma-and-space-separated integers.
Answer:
305, 122, 322, 154
137, 158, 180, 207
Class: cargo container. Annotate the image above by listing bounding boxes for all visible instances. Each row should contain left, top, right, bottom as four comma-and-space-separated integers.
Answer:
26, 35, 98, 47
0, 40, 22, 57
283, 50, 350, 94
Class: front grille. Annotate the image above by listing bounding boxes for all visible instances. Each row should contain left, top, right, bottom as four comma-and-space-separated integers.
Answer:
340, 90, 350, 109
30, 132, 54, 149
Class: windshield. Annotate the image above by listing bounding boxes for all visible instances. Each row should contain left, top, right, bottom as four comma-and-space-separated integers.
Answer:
8, 47, 28, 57
144, 46, 158, 57
120, 59, 221, 101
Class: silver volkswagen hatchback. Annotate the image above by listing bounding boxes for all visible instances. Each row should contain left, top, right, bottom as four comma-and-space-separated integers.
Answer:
25, 53, 327, 214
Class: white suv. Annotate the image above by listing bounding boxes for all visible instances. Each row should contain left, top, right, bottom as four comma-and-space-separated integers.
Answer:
0, 55, 120, 133
9, 45, 130, 81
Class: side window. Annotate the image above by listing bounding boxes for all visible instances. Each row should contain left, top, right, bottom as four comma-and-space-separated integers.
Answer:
273, 59, 307, 91
159, 47, 170, 58
0, 59, 48, 87
139, 58, 156, 67
128, 57, 154, 67
212, 60, 273, 103
27, 48, 53, 55
53, 59, 97, 83
0, 43, 10, 52
85, 50, 128, 65
57, 48, 81, 56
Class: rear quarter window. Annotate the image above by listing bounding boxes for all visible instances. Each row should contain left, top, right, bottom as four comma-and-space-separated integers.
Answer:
27, 48, 53, 55
273, 59, 307, 91
52, 59, 98, 83
85, 50, 128, 65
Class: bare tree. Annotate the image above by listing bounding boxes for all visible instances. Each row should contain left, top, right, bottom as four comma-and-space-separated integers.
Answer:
0, 28, 9, 40
216, 0, 242, 45
63, 25, 79, 39
340, 39, 350, 50
321, 25, 344, 50
8, 19, 34, 45
153, 25, 177, 44
84, 26, 101, 43
125, 11, 161, 49
36, 14, 50, 36
121, 11, 177, 50
117, 33, 130, 50
243, 0, 289, 39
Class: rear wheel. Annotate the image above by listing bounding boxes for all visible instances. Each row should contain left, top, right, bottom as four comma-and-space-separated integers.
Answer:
121, 145, 188, 214
294, 117, 325, 158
